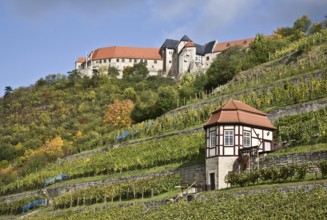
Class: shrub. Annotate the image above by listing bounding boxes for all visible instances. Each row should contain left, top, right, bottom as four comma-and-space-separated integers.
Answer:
317, 160, 327, 178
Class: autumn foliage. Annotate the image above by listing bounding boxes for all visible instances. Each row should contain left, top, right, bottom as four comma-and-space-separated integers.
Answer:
104, 99, 134, 128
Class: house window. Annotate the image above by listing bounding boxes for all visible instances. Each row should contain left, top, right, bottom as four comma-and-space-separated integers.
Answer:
116, 59, 119, 62
209, 131, 216, 148
129, 59, 132, 63
224, 130, 234, 146
122, 59, 125, 63
244, 131, 251, 147
206, 57, 209, 61
154, 60, 157, 64
134, 59, 137, 63
103, 59, 106, 63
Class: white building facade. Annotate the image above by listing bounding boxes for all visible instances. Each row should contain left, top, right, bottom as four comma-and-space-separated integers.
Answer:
75, 36, 254, 79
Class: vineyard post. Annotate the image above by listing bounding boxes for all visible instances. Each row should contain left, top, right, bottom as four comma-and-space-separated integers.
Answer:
70, 192, 73, 208
133, 183, 136, 199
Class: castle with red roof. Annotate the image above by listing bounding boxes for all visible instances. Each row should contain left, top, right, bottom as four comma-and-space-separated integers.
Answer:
75, 35, 254, 79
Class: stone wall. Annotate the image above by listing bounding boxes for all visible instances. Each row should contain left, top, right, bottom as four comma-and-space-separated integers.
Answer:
0, 190, 40, 203
180, 165, 205, 187
250, 150, 327, 171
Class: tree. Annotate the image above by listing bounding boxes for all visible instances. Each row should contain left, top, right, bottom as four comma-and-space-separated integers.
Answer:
67, 70, 82, 86
108, 66, 120, 79
103, 99, 134, 128
205, 46, 248, 90
123, 87, 138, 102
293, 15, 311, 33
178, 73, 196, 100
249, 33, 287, 64
122, 61, 149, 82
155, 86, 178, 115
131, 91, 158, 122
309, 22, 323, 35
4, 86, 13, 97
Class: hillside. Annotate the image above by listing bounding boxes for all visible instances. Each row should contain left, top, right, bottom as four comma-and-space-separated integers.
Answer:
1, 29, 327, 219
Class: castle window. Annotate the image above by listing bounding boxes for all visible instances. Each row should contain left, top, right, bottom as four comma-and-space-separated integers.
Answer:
206, 57, 209, 61
209, 131, 216, 148
224, 130, 234, 146
169, 60, 172, 63
244, 131, 251, 147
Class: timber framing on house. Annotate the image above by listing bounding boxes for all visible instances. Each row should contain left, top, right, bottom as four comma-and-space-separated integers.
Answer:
203, 100, 275, 190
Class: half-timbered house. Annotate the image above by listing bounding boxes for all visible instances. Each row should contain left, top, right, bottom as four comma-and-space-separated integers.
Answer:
203, 100, 276, 190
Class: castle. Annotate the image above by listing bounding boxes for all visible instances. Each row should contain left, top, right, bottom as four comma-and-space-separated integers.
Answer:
75, 35, 254, 79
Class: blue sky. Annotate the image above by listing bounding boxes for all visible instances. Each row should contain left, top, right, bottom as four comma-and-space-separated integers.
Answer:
0, 0, 326, 97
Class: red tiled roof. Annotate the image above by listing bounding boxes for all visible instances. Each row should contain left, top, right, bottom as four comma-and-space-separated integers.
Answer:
91, 46, 162, 60
213, 38, 254, 52
204, 100, 276, 130
184, 41, 196, 48
76, 57, 86, 63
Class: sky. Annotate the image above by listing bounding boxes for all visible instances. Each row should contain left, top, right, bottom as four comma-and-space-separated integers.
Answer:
0, 0, 326, 97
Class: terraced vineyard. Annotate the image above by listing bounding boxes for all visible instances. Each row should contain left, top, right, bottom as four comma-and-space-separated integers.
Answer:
30, 187, 327, 220
1, 31, 327, 220
0, 132, 204, 195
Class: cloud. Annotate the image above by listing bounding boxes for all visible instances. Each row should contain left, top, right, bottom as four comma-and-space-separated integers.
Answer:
151, 0, 327, 42
150, 0, 261, 41
6, 0, 144, 20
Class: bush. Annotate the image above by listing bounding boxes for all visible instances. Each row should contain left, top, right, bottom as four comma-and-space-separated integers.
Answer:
295, 163, 308, 180
317, 160, 327, 178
